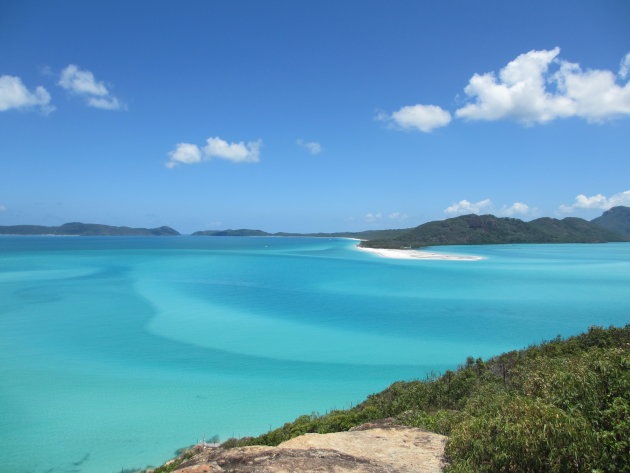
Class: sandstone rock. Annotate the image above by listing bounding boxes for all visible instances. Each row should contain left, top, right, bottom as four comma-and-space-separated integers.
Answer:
171, 423, 447, 473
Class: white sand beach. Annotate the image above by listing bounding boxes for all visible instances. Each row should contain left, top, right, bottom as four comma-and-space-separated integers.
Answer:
356, 245, 484, 261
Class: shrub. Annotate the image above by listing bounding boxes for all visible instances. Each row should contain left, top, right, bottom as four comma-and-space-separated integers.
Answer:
445, 394, 597, 473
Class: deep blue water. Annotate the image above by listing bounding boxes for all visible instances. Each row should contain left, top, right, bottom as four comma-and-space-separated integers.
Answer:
0, 236, 628, 473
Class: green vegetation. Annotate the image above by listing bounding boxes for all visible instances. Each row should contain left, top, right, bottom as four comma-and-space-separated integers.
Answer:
146, 449, 195, 473
592, 206, 630, 237
192, 207, 630, 249
0, 222, 180, 236
361, 213, 628, 249
224, 325, 629, 473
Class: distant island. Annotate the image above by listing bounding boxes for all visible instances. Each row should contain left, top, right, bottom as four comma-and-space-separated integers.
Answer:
191, 227, 406, 240
0, 222, 180, 236
360, 212, 628, 249
3, 206, 629, 245
193, 206, 630, 248
591, 205, 630, 237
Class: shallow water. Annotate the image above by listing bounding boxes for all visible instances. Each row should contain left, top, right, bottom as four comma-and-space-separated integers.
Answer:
0, 236, 628, 473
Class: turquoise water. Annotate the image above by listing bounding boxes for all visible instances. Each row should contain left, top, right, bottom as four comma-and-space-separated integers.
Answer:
0, 237, 629, 473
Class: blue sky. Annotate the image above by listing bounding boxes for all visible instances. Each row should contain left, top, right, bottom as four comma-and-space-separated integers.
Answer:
1, 0, 629, 233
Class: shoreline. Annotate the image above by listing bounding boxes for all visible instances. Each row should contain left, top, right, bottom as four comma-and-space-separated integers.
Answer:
355, 245, 485, 261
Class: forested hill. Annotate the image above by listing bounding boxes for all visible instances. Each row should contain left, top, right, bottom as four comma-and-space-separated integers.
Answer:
360, 213, 628, 249
591, 206, 630, 237
192, 207, 630, 248
0, 222, 180, 236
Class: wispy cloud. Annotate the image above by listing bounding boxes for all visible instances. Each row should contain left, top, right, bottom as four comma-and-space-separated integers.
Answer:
559, 190, 630, 213
364, 211, 408, 223
364, 212, 382, 223
0, 75, 53, 113
0, 205, 7, 212
58, 65, 125, 110
618, 52, 630, 80
388, 212, 408, 220
296, 139, 322, 155
166, 136, 262, 168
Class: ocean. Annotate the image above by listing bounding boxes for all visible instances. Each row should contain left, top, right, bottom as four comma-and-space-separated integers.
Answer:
0, 236, 628, 473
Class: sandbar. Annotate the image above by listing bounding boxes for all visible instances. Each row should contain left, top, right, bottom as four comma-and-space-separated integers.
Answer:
356, 245, 484, 261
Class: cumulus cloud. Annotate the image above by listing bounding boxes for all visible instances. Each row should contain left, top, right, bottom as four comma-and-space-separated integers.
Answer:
445, 199, 493, 216
296, 139, 322, 154
382, 48, 630, 130
166, 137, 262, 168
165, 143, 203, 168
58, 64, 125, 110
0, 75, 53, 113
498, 202, 535, 217
559, 190, 630, 213
456, 47, 630, 124
379, 104, 451, 132
204, 137, 261, 163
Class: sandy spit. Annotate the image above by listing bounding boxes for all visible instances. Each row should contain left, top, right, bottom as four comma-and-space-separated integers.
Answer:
356, 245, 484, 261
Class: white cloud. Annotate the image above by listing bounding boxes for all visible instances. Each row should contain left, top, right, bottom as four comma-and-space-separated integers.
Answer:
87, 96, 123, 110
296, 139, 322, 155
388, 212, 408, 220
0, 205, 7, 212
364, 211, 408, 223
0, 75, 53, 113
559, 190, 630, 213
364, 212, 383, 223
204, 137, 261, 163
456, 48, 630, 124
380, 104, 451, 132
445, 199, 493, 215
498, 202, 534, 217
166, 137, 262, 168
166, 143, 203, 168
619, 52, 630, 79
58, 64, 125, 110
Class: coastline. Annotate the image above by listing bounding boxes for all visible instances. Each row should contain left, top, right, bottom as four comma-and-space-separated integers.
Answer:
355, 245, 485, 261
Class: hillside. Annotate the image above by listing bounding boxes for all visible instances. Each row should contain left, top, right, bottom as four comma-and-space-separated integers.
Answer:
192, 208, 629, 249
0, 222, 180, 236
592, 206, 630, 237
146, 324, 629, 473
361, 213, 627, 249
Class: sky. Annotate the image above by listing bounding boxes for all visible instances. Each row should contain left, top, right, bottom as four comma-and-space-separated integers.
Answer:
1, 0, 629, 233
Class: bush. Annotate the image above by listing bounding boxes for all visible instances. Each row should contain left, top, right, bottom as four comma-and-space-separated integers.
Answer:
445, 394, 597, 473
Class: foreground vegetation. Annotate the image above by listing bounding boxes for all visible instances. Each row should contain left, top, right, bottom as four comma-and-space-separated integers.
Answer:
223, 325, 629, 473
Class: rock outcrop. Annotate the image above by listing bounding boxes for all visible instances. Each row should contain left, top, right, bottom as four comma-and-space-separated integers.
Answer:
163, 422, 447, 473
